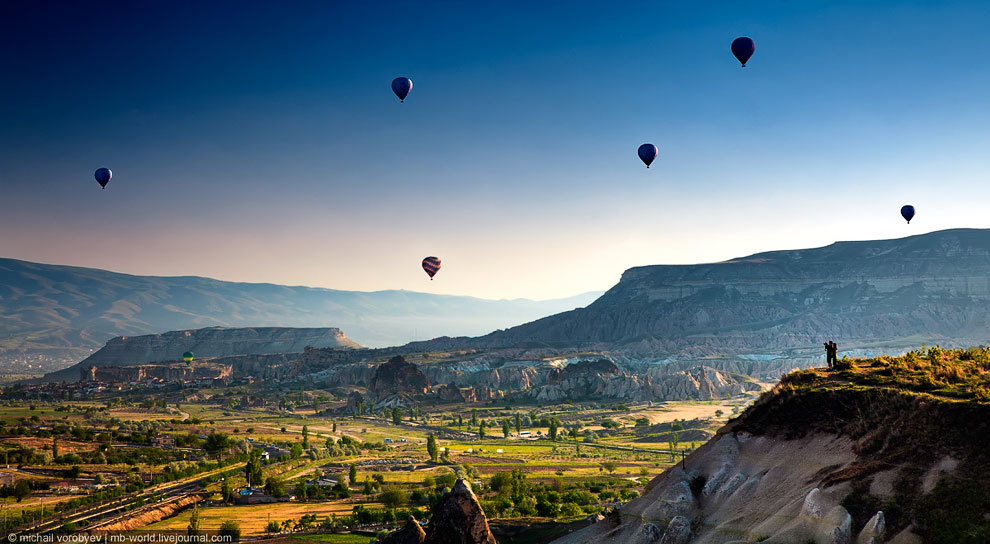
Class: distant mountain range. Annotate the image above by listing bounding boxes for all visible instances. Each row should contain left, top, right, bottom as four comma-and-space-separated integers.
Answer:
411, 229, 990, 367
0, 258, 600, 374
10, 229, 990, 378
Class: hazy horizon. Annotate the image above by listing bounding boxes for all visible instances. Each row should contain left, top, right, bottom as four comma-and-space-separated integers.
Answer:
4, 1, 990, 299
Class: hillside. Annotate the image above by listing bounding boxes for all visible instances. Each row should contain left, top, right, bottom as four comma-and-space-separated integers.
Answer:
553, 348, 990, 544
0, 257, 600, 373
441, 229, 990, 364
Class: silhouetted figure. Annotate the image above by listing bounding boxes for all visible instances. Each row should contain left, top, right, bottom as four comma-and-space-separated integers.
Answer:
824, 341, 839, 370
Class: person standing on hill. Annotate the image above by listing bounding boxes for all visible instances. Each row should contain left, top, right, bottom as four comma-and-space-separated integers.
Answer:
823, 341, 838, 370
830, 341, 839, 368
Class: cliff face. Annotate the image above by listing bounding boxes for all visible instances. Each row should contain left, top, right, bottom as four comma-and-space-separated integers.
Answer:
464, 229, 990, 358
84, 362, 232, 383
553, 355, 990, 544
370, 356, 431, 397
46, 327, 358, 382
533, 364, 759, 403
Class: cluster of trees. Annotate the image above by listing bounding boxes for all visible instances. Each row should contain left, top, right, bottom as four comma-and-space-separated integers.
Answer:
480, 470, 638, 519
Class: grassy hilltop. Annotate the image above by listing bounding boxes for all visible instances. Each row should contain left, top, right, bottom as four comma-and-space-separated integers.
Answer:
727, 347, 990, 543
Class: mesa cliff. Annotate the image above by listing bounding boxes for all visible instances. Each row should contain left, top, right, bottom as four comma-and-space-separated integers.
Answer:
44, 326, 359, 382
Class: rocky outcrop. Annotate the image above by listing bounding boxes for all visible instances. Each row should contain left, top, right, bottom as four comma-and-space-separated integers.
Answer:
548, 359, 620, 385
550, 432, 861, 544
856, 511, 884, 544
436, 383, 468, 403
533, 362, 759, 402
48, 327, 358, 382
381, 516, 427, 544
425, 479, 497, 544
346, 391, 365, 413
659, 516, 692, 544
83, 362, 231, 383
370, 356, 430, 397
551, 361, 990, 544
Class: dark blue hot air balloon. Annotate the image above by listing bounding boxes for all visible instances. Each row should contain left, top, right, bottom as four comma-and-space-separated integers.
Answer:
901, 205, 915, 224
731, 37, 755, 67
422, 256, 441, 280
392, 77, 413, 102
94, 168, 112, 189
638, 144, 658, 168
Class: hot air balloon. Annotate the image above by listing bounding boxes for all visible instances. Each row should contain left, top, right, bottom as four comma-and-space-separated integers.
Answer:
392, 77, 413, 102
182, 351, 194, 363
422, 256, 441, 280
731, 37, 755, 67
901, 205, 915, 224
95, 168, 112, 189
638, 144, 658, 168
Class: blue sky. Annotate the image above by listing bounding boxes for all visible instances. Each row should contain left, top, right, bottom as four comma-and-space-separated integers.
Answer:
2, 1, 990, 299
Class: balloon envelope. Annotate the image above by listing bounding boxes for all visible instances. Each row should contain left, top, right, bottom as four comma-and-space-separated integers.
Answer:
422, 256, 441, 279
182, 351, 194, 362
901, 205, 915, 223
94, 167, 112, 188
638, 144, 658, 168
731, 37, 755, 67
392, 77, 413, 102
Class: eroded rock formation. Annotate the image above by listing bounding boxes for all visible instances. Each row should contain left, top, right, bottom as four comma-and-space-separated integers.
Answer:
371, 356, 431, 396
425, 479, 497, 544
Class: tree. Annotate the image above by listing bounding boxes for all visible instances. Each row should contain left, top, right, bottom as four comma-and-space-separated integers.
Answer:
301, 425, 309, 449
332, 421, 337, 433
221, 480, 234, 503
52, 437, 59, 459
549, 418, 559, 442
670, 432, 679, 451
245, 449, 264, 489
349, 463, 358, 485
502, 420, 510, 438
478, 420, 486, 440
13, 480, 31, 502
264, 476, 286, 498
602, 461, 618, 475
218, 520, 241, 542
458, 415, 463, 428
203, 432, 233, 457
515, 412, 521, 433
470, 409, 478, 426
265, 520, 280, 534
187, 506, 201, 536
331, 480, 350, 499
715, 409, 724, 418
379, 487, 407, 510
427, 434, 439, 463
489, 471, 513, 493
290, 442, 304, 459
392, 407, 402, 426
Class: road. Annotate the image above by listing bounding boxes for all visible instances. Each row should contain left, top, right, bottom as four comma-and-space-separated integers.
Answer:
10, 462, 244, 535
